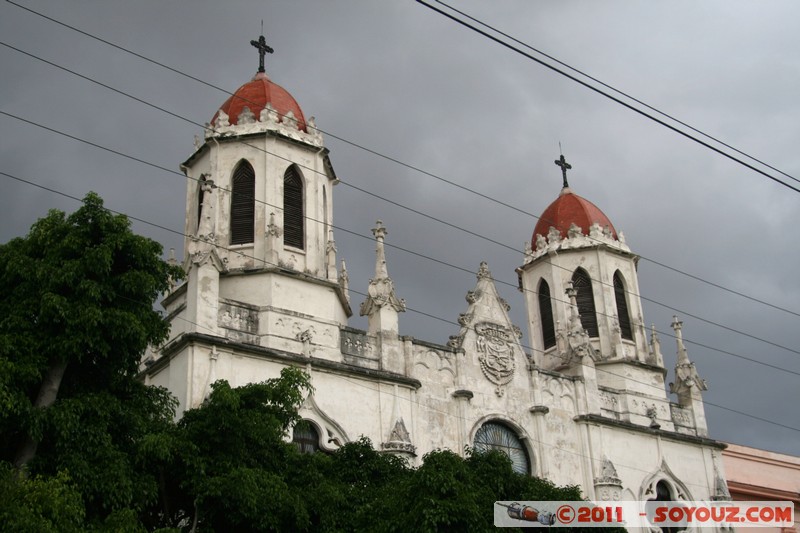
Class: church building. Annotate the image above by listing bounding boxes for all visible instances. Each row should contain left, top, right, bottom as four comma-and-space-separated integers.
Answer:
142, 37, 731, 510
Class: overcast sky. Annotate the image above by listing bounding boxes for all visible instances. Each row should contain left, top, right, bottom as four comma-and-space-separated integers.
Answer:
2, 1, 799, 458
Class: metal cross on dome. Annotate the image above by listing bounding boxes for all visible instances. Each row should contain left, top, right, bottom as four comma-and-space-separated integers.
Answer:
250, 33, 274, 73
554, 153, 572, 189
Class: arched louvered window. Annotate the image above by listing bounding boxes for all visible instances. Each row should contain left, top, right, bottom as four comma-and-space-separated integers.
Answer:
571, 268, 599, 338
230, 161, 255, 245
292, 421, 320, 454
283, 165, 304, 249
614, 271, 633, 341
538, 279, 556, 349
473, 422, 530, 475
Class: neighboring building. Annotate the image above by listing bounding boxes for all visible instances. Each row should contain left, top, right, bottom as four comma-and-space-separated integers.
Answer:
723, 443, 800, 532
143, 38, 731, 515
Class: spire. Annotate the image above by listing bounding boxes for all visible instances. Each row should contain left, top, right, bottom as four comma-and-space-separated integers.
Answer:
668, 316, 708, 396
360, 221, 405, 332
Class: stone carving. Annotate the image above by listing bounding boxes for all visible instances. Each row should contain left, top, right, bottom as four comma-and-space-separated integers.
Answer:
668, 316, 708, 396
339, 259, 350, 303
360, 221, 406, 316
457, 312, 472, 326
326, 229, 337, 281
558, 282, 599, 365
214, 110, 230, 128
238, 106, 256, 124
547, 226, 562, 246
219, 303, 258, 333
535, 233, 548, 252
523, 240, 534, 264
475, 322, 516, 387
567, 222, 582, 239
196, 174, 216, 243
670, 404, 693, 426
594, 457, 623, 501
341, 330, 376, 358
381, 418, 416, 455
267, 212, 281, 237
296, 329, 314, 356
465, 289, 480, 304
712, 464, 731, 501
260, 103, 278, 123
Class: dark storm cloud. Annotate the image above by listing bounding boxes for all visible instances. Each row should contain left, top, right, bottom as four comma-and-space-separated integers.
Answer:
1, 1, 798, 455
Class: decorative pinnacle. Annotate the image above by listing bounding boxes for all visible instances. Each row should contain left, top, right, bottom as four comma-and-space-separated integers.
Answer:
372, 220, 389, 279
555, 153, 572, 189
250, 33, 274, 74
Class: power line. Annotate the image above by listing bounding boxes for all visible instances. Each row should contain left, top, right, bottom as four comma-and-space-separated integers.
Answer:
4, 1, 800, 321
2, 41, 798, 358
416, 0, 800, 195
433, 0, 800, 186
3, 168, 799, 438
5, 109, 800, 375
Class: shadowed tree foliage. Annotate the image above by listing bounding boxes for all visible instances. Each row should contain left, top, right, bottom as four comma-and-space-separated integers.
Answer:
1, 195, 621, 532
0, 193, 182, 527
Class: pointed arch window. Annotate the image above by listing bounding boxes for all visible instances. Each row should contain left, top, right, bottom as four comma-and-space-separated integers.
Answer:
292, 421, 320, 454
230, 161, 255, 245
571, 268, 599, 338
613, 271, 634, 341
538, 279, 556, 349
283, 165, 304, 249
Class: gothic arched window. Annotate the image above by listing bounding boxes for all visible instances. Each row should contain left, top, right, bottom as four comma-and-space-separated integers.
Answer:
230, 160, 255, 245
292, 421, 320, 454
571, 268, 599, 338
473, 422, 530, 475
283, 165, 304, 249
538, 279, 556, 349
613, 271, 634, 341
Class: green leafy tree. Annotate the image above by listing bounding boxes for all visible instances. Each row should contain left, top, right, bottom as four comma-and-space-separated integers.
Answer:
157, 368, 313, 531
0, 193, 182, 526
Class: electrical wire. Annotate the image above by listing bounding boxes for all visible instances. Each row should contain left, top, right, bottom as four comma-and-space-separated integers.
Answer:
4, 167, 799, 440
1, 41, 797, 358
416, 0, 800, 196
433, 0, 800, 186
4, 0, 800, 321
4, 109, 800, 378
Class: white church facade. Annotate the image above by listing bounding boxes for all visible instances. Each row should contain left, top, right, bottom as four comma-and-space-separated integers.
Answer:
142, 39, 731, 512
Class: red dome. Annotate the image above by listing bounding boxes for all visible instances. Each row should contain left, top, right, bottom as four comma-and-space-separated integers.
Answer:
212, 72, 307, 132
532, 188, 617, 245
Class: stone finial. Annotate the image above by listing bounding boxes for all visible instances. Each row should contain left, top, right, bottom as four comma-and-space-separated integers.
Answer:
196, 174, 216, 243
668, 316, 708, 395
477, 261, 492, 280
339, 259, 350, 303
238, 106, 256, 124
547, 226, 562, 245
559, 281, 597, 364
567, 222, 582, 240
649, 323, 663, 366
214, 109, 230, 128
523, 240, 534, 264
360, 221, 405, 318
326, 229, 337, 281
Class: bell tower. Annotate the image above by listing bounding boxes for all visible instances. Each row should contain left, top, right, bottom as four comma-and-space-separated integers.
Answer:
152, 36, 351, 413
517, 155, 669, 421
